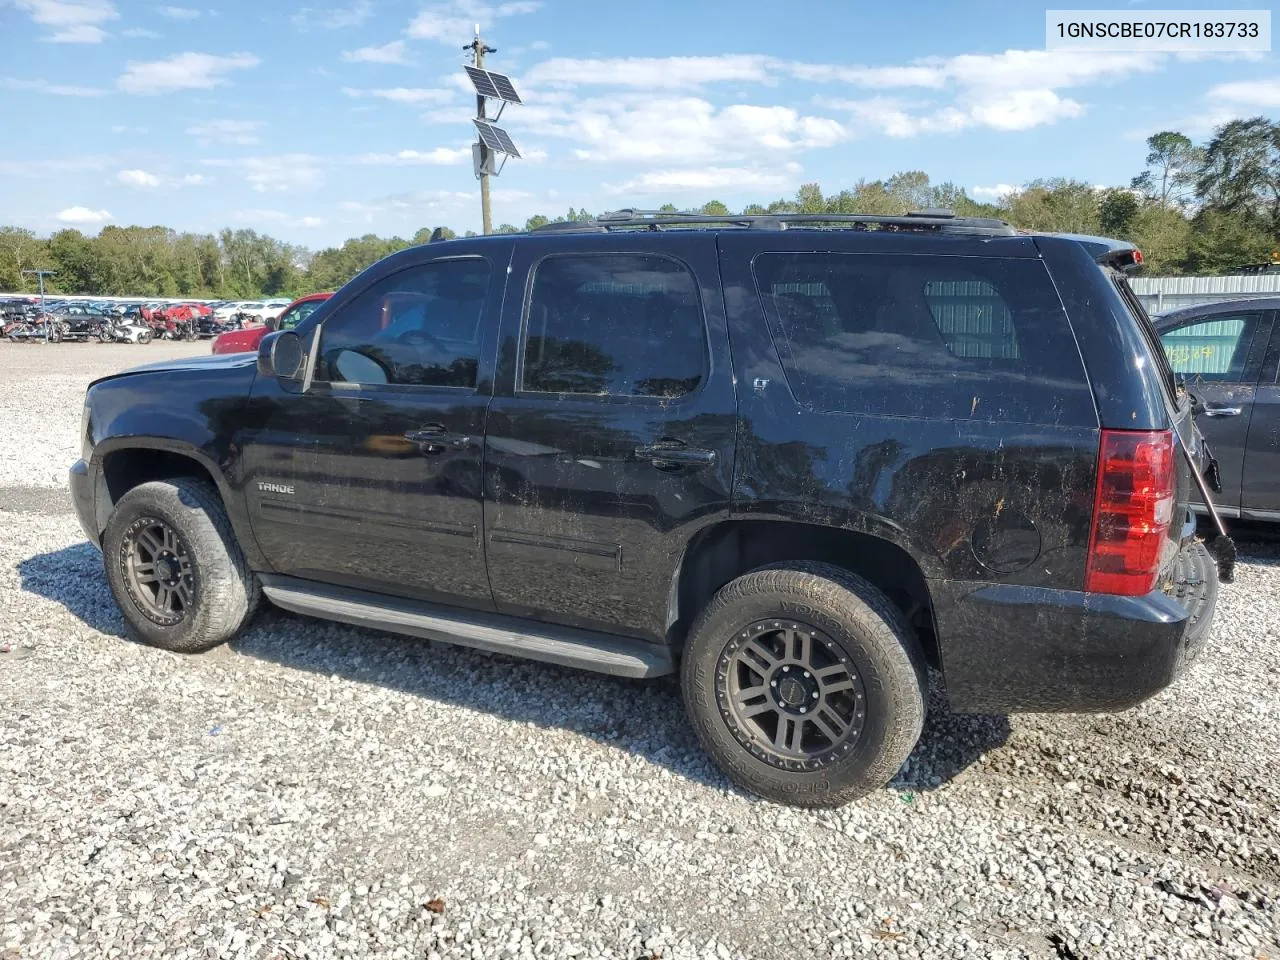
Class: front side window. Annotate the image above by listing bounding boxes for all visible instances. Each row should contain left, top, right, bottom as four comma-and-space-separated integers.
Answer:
752, 252, 1093, 423
1159, 313, 1261, 383
315, 258, 489, 388
521, 254, 706, 398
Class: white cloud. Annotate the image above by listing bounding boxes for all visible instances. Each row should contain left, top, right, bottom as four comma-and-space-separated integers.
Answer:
121, 26, 160, 37
342, 40, 409, 64
117, 168, 160, 187
117, 51, 259, 94
181, 173, 207, 185
231, 209, 325, 228
187, 118, 263, 144
527, 55, 777, 89
970, 89, 1084, 130
353, 147, 471, 165
342, 86, 454, 105
406, 0, 540, 43
13, 0, 118, 43
55, 205, 112, 224
156, 4, 199, 18
971, 183, 1018, 201
204, 153, 324, 192
299, 215, 326, 228
292, 0, 371, 28
520, 94, 846, 164
1206, 78, 1280, 108
528, 39, 549, 51
0, 155, 113, 177
604, 165, 802, 196
1, 76, 104, 96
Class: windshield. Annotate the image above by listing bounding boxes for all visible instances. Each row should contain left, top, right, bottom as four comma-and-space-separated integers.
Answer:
279, 299, 324, 330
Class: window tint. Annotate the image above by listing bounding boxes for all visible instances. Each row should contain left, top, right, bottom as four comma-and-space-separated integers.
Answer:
1160, 313, 1260, 383
521, 254, 705, 398
315, 258, 489, 388
753, 252, 1093, 423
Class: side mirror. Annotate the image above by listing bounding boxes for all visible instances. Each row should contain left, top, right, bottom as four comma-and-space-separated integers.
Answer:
257, 330, 304, 381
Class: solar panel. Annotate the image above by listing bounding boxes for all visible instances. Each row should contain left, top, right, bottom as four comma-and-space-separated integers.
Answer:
486, 71, 522, 104
464, 65, 501, 99
489, 124, 521, 158
473, 120, 521, 158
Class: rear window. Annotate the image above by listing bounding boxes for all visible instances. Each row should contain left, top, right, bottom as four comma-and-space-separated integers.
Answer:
752, 252, 1094, 424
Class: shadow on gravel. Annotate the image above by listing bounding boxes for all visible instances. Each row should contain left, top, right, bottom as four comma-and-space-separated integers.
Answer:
19, 543, 1009, 798
17, 542, 127, 638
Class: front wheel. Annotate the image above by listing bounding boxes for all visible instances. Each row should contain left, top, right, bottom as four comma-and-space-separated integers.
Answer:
681, 562, 927, 807
102, 477, 261, 653
138, 330, 154, 345
98, 326, 114, 343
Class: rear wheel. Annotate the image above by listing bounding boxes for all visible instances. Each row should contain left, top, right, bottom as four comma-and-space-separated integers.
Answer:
102, 477, 261, 653
98, 326, 114, 343
681, 562, 927, 807
138, 330, 154, 345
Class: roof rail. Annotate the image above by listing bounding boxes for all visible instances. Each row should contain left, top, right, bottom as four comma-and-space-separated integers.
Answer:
529, 208, 1017, 236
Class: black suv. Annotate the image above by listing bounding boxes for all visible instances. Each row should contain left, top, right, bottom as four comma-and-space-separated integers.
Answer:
70, 211, 1222, 806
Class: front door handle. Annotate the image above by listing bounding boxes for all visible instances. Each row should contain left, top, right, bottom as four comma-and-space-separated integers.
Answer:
404, 426, 471, 454
634, 441, 717, 469
1203, 406, 1243, 417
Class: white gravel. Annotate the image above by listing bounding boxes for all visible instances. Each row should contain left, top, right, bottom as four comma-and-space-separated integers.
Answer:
1, 343, 1277, 959
0, 340, 209, 489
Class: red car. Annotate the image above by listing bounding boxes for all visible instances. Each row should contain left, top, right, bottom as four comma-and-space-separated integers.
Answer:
211, 293, 331, 355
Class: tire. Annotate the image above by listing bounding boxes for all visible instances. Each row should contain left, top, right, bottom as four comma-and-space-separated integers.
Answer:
102, 477, 261, 653
98, 327, 114, 344
681, 562, 927, 808
138, 330, 154, 345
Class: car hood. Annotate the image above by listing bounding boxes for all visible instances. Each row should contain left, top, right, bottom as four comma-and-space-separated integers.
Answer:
91, 350, 256, 386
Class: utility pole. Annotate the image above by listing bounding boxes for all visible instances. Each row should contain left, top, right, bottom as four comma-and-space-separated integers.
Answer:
21, 269, 55, 309
22, 269, 56, 343
465, 26, 496, 235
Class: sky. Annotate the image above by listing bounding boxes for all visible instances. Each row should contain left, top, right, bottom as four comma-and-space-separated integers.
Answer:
1, 0, 1277, 248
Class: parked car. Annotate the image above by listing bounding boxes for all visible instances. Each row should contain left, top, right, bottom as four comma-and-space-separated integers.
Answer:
70, 211, 1224, 808
1155, 297, 1280, 522
260, 299, 294, 322
211, 293, 332, 354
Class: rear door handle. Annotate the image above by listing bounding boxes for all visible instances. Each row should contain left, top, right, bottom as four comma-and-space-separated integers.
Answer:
1204, 406, 1243, 417
634, 442, 717, 469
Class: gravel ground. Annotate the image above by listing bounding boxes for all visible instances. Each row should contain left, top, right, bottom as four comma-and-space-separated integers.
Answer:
1, 343, 1278, 960
0, 340, 208, 490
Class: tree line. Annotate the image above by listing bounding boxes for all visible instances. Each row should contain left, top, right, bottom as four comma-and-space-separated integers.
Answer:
3, 116, 1278, 298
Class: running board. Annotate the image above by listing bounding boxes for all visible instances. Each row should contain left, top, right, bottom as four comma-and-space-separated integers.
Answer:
258, 575, 674, 679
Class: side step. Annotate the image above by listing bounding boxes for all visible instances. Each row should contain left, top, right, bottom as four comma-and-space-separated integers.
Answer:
258, 575, 675, 679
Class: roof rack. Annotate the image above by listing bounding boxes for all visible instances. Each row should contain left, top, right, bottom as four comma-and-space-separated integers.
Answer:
530, 208, 1017, 236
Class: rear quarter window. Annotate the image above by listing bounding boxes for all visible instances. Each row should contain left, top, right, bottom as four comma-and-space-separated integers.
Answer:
752, 252, 1095, 424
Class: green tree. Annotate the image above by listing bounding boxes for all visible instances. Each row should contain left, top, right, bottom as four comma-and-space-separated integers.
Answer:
1131, 131, 1199, 207
795, 183, 825, 213
1195, 117, 1280, 235
1129, 202, 1191, 274
700, 200, 730, 216
1185, 207, 1273, 273
1098, 189, 1140, 237
1002, 178, 1101, 234
0, 227, 52, 291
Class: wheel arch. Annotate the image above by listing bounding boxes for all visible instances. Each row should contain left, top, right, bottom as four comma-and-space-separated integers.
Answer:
92, 437, 269, 570
669, 518, 939, 669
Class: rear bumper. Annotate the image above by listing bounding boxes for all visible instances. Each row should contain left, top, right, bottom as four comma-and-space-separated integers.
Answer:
69, 458, 102, 548
934, 541, 1218, 713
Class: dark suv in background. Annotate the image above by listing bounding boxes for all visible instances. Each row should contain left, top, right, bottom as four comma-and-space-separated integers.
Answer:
1155, 298, 1280, 522
70, 211, 1221, 807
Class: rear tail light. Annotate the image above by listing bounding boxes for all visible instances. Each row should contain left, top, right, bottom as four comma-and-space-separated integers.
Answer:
1085, 429, 1175, 596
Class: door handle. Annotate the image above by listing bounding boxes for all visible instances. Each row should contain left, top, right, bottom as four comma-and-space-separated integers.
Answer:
404, 426, 471, 453
1204, 406, 1243, 417
634, 442, 717, 469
